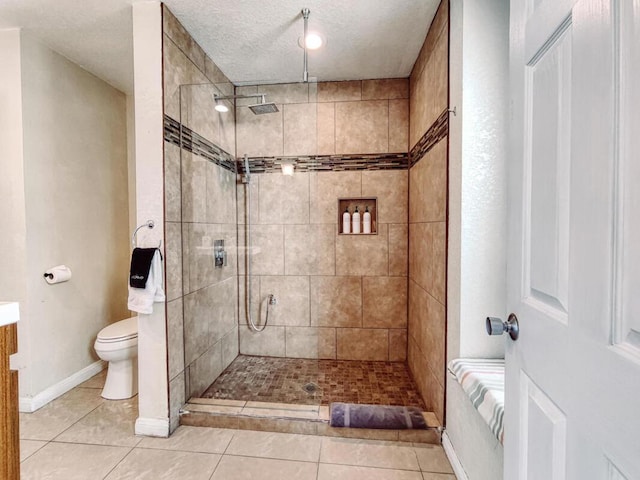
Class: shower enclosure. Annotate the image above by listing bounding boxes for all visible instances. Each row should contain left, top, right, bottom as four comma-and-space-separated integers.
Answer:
169, 80, 423, 422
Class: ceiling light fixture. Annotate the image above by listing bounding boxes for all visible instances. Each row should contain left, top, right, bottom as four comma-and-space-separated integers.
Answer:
298, 32, 324, 50
305, 33, 323, 49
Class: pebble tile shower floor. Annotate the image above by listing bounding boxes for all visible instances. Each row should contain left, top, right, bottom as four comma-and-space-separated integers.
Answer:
201, 355, 427, 410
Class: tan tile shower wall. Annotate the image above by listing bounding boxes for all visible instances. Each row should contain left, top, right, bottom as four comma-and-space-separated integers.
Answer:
410, 1, 449, 151
237, 170, 408, 362
163, 6, 239, 432
236, 79, 409, 157
408, 0, 449, 424
236, 79, 410, 362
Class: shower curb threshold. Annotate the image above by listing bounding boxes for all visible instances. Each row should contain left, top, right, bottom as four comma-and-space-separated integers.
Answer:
180, 398, 442, 444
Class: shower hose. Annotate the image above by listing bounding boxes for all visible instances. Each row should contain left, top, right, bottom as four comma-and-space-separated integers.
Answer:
244, 159, 272, 332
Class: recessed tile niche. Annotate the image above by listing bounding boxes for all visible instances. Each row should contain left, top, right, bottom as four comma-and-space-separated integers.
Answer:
338, 198, 377, 235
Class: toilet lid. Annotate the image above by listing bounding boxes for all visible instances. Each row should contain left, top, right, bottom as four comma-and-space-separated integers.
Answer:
97, 317, 138, 342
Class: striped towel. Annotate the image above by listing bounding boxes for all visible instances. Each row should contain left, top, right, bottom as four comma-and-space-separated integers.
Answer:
448, 358, 505, 444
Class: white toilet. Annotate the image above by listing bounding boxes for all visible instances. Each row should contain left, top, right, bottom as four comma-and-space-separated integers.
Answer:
94, 316, 138, 400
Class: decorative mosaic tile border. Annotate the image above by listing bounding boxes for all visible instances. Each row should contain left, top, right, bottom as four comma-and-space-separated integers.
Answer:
164, 115, 236, 172
409, 108, 449, 168
240, 153, 409, 174
165, 114, 410, 174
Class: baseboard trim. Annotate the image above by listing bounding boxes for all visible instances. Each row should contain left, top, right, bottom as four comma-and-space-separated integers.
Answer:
19, 360, 106, 412
443, 430, 469, 480
135, 417, 170, 437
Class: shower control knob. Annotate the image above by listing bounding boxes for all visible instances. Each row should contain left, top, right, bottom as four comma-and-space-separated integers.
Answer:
485, 314, 519, 341
214, 240, 227, 268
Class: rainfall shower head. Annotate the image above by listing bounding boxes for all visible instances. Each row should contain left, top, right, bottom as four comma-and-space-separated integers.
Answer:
248, 102, 279, 115
214, 93, 279, 115
248, 95, 279, 115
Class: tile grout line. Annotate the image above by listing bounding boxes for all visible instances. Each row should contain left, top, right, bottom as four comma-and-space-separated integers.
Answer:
18, 439, 48, 463
317, 460, 421, 473
207, 452, 224, 480
48, 397, 107, 443
46, 438, 140, 449
219, 429, 236, 465
217, 452, 320, 465
100, 445, 137, 480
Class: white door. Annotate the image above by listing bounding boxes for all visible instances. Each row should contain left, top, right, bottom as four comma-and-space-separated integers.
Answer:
506, 0, 640, 478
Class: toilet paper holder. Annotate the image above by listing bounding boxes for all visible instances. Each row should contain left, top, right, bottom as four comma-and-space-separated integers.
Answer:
43, 265, 73, 285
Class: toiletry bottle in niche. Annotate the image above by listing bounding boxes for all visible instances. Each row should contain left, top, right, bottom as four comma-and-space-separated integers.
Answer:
363, 206, 371, 234
352, 206, 361, 234
342, 207, 351, 234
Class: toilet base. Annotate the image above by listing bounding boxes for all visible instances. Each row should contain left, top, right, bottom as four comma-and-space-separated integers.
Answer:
102, 357, 138, 400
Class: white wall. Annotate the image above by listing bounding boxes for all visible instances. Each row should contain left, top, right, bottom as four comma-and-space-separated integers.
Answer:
459, 0, 509, 359
450, 0, 509, 361
0, 29, 29, 380
1, 29, 130, 407
127, 94, 137, 240
19, 33, 130, 398
132, 1, 169, 437
447, 0, 509, 478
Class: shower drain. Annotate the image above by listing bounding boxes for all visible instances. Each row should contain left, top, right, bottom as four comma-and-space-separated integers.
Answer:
302, 382, 319, 394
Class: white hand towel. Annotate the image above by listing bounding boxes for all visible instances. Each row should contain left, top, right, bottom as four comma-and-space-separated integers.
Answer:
127, 249, 165, 314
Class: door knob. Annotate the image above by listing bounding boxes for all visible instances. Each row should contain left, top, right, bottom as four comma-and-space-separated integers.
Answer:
486, 313, 519, 341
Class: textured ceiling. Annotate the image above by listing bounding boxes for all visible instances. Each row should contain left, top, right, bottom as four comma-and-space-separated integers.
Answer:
163, 0, 440, 85
0, 0, 135, 94
0, 0, 439, 94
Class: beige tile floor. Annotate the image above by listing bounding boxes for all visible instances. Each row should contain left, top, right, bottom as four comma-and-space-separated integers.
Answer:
19, 370, 455, 479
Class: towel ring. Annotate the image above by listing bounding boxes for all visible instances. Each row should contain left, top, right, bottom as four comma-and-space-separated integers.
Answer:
132, 220, 162, 249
